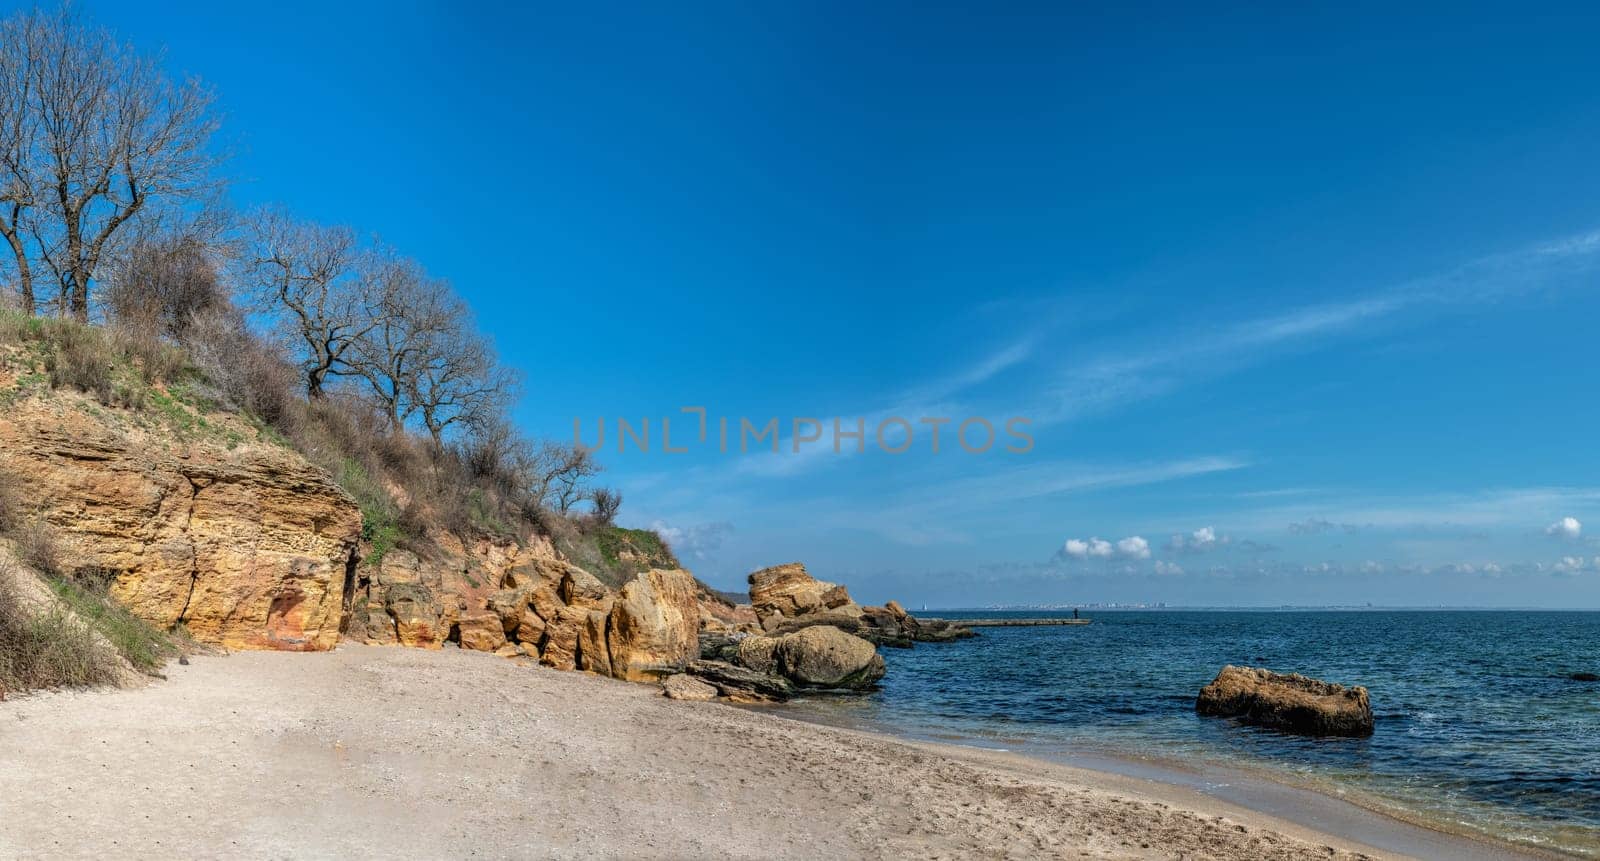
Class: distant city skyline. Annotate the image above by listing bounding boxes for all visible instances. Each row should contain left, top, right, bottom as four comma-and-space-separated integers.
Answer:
71, 0, 1600, 606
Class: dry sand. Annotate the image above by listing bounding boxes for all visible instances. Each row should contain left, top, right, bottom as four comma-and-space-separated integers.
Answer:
0, 644, 1544, 859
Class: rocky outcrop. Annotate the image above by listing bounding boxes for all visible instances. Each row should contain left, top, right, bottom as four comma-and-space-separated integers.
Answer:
607, 567, 699, 681
661, 673, 719, 701
747, 562, 973, 645
1197, 666, 1374, 737
685, 659, 797, 702
0, 394, 361, 652
687, 624, 885, 700
775, 625, 885, 687
748, 562, 855, 625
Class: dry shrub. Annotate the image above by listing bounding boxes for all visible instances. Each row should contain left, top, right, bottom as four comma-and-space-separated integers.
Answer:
12, 516, 62, 579
184, 307, 299, 424
41, 320, 118, 402
0, 560, 119, 692
0, 473, 17, 534
104, 234, 229, 344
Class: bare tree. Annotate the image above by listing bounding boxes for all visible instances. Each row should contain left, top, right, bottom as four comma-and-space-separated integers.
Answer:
7, 7, 220, 321
0, 11, 40, 314
346, 252, 460, 430
407, 320, 518, 446
588, 487, 622, 526
239, 208, 369, 398
521, 441, 602, 515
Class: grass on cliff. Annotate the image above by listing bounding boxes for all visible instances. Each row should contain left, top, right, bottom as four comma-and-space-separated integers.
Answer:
0, 561, 121, 692
0, 501, 175, 691
0, 309, 189, 410
47, 572, 177, 674
556, 524, 682, 590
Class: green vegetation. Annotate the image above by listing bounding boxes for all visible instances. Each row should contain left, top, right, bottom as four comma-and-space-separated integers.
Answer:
558, 524, 681, 590
0, 580, 120, 692
0, 484, 175, 692
336, 458, 404, 567
46, 575, 176, 674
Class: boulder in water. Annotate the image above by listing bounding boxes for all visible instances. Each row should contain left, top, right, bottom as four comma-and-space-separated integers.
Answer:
775, 625, 886, 688
1196, 665, 1373, 737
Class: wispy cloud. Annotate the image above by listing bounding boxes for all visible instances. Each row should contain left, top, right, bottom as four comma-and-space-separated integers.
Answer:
818, 455, 1250, 545
1034, 228, 1600, 425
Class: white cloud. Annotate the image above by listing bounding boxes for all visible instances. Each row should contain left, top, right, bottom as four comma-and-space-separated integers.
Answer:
1116, 536, 1151, 559
1168, 525, 1230, 552
648, 520, 734, 560
1060, 535, 1146, 561
1545, 516, 1583, 540
1555, 555, 1600, 574
1153, 560, 1184, 575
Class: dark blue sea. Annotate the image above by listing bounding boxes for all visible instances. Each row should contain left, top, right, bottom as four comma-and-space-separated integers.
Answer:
780, 610, 1600, 856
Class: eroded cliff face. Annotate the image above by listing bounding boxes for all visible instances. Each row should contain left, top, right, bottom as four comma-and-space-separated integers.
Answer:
0, 395, 362, 651
345, 539, 707, 682
0, 383, 730, 682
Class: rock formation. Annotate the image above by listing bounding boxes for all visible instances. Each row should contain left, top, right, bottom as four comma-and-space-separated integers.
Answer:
661, 673, 719, 701
684, 624, 885, 701
0, 394, 361, 652
1196, 666, 1374, 737
607, 567, 699, 681
747, 562, 973, 644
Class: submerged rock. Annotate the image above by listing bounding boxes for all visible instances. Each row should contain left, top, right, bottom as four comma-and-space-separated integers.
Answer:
1196, 665, 1374, 737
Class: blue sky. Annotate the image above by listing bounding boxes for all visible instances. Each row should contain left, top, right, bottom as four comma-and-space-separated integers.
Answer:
54, 1, 1600, 606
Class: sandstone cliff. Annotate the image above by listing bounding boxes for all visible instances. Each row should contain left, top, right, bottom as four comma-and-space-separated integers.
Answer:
0, 357, 718, 684
0, 392, 361, 652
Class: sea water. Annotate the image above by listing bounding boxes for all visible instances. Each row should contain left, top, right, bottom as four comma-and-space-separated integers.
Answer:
779, 610, 1600, 856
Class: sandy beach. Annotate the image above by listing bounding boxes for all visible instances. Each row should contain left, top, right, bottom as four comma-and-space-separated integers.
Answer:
0, 645, 1546, 860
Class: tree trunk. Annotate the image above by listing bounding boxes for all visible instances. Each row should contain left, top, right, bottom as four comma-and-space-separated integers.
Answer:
69, 274, 89, 322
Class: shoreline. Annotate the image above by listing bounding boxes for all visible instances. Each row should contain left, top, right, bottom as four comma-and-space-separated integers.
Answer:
0, 644, 1561, 860
771, 700, 1564, 861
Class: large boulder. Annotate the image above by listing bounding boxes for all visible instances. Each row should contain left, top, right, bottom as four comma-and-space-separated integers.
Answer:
539, 604, 587, 671
385, 583, 445, 649
455, 610, 507, 652
774, 625, 885, 688
486, 588, 531, 635
1197, 666, 1374, 737
745, 561, 970, 644
722, 626, 885, 691
734, 635, 780, 674
607, 568, 700, 681
747, 562, 856, 628
576, 609, 612, 676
